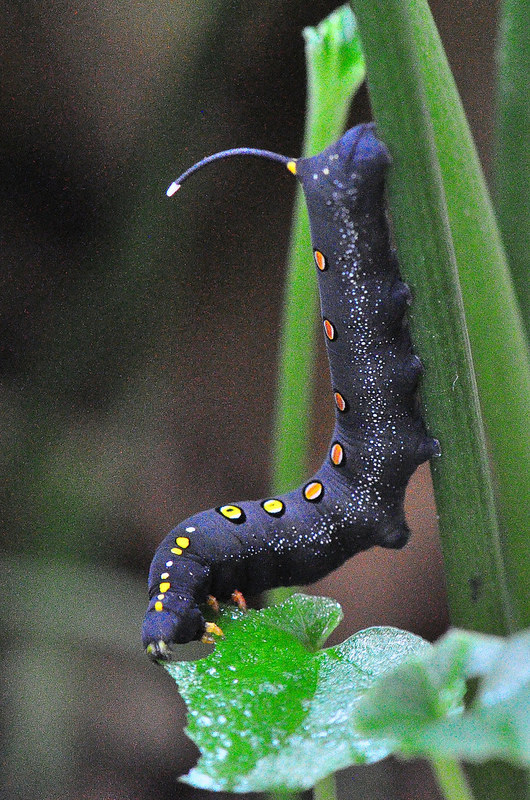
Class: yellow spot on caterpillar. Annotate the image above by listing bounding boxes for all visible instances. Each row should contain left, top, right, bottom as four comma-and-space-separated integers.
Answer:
287, 160, 297, 175
314, 250, 327, 271
330, 442, 344, 466
219, 505, 243, 520
171, 547, 183, 555
155, 601, 163, 612
262, 498, 284, 516
159, 581, 171, 593
303, 481, 324, 502
175, 536, 190, 548
161, 572, 169, 579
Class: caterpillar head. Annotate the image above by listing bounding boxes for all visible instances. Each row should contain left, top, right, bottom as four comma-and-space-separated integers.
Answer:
296, 123, 390, 189
142, 595, 206, 661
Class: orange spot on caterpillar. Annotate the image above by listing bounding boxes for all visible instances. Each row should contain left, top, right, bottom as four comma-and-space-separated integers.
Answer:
330, 442, 344, 466
334, 392, 347, 412
303, 481, 324, 502
314, 250, 327, 271
323, 319, 336, 340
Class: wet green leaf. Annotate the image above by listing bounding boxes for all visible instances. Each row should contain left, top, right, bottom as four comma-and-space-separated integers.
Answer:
165, 594, 429, 792
356, 628, 530, 768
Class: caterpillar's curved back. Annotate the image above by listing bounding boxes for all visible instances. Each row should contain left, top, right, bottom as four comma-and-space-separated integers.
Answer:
142, 123, 439, 661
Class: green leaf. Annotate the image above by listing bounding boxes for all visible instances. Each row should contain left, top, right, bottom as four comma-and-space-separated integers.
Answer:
495, 0, 530, 335
302, 4, 366, 150
356, 628, 530, 768
165, 594, 429, 792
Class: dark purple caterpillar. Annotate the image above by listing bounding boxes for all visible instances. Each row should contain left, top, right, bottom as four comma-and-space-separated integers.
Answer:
142, 123, 439, 661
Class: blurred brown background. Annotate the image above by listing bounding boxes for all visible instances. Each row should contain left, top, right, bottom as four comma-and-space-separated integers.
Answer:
0, 1, 500, 798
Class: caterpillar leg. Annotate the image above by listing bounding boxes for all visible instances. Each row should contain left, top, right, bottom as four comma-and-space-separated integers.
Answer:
201, 621, 224, 644
231, 590, 247, 611
207, 594, 220, 614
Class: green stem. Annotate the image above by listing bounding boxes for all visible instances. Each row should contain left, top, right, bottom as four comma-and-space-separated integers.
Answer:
431, 758, 475, 800
351, 2, 527, 796
350, 0, 512, 636
312, 773, 337, 800
407, 0, 530, 632
495, 0, 530, 336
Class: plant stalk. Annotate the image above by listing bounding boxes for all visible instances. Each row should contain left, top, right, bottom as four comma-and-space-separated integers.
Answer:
494, 0, 530, 336
349, 0, 512, 637
406, 0, 530, 632
431, 758, 475, 800
349, 1, 527, 795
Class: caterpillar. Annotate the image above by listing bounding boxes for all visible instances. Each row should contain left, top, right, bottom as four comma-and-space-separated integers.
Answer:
142, 123, 440, 661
